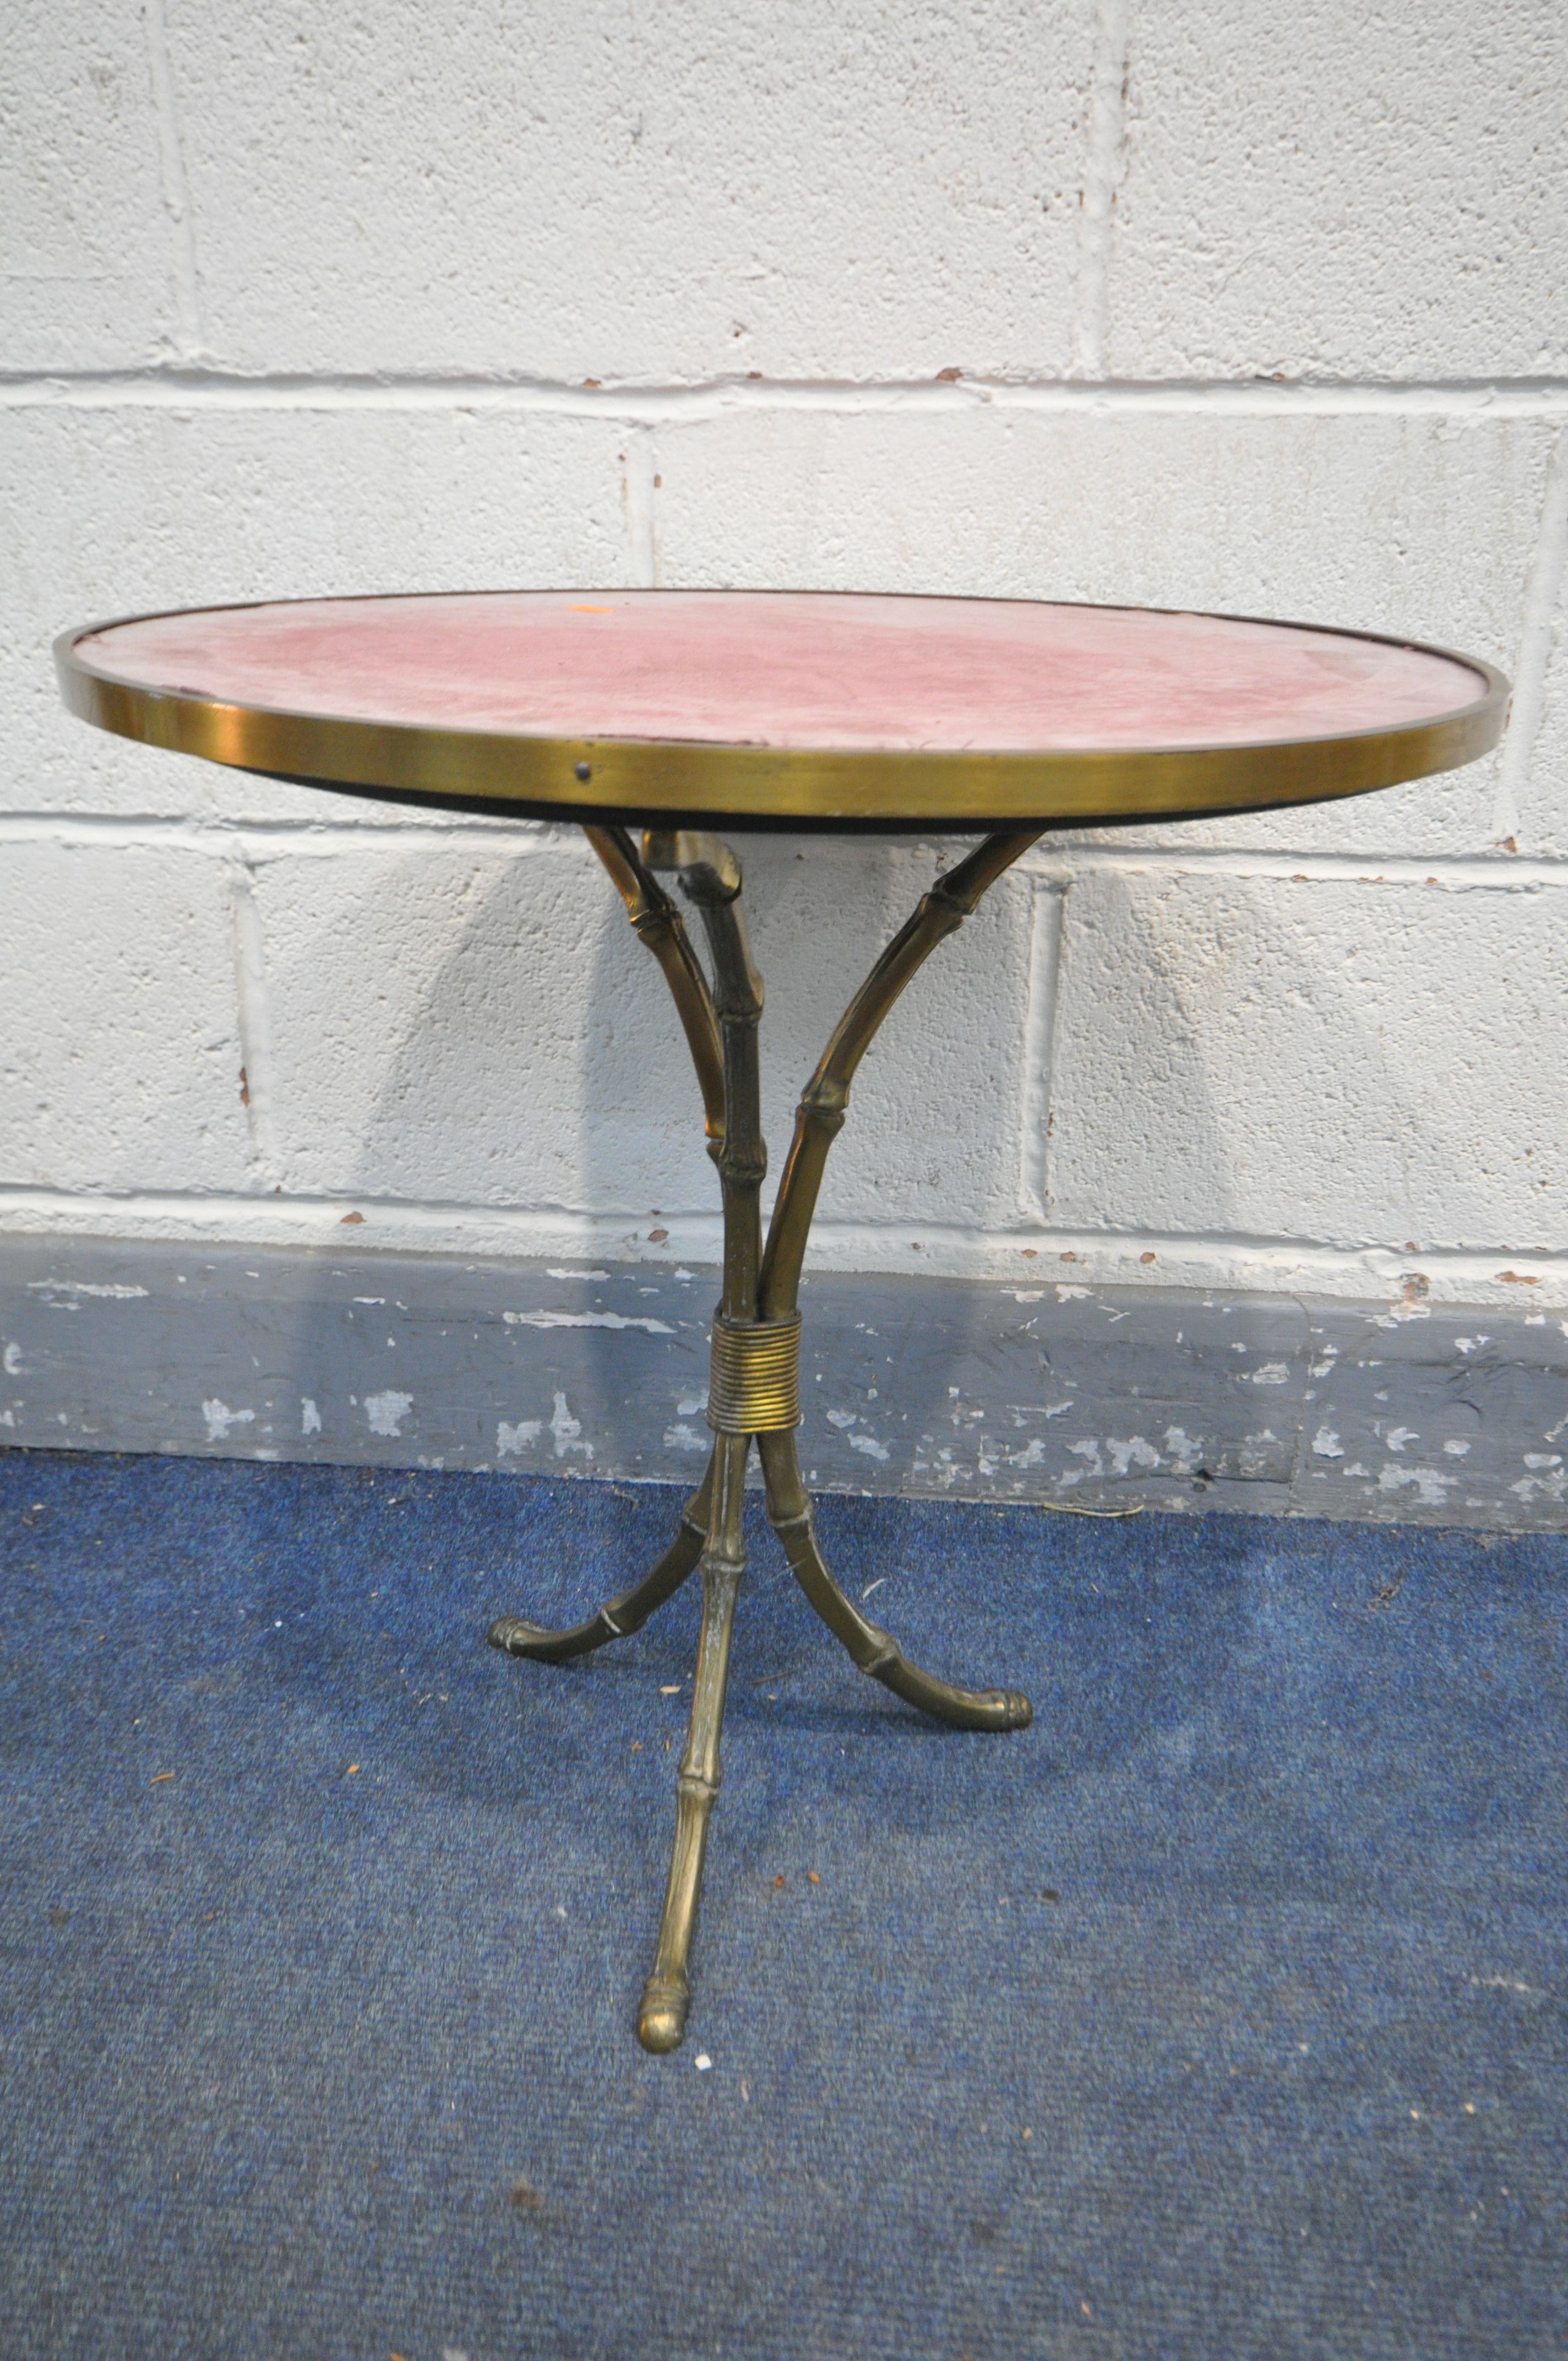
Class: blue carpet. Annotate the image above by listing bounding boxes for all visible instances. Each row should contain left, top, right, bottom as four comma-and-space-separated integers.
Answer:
1, 1451, 1565, 2361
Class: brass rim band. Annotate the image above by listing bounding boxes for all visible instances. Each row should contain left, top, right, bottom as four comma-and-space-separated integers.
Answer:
706, 1312, 803, 1434
55, 603, 1510, 831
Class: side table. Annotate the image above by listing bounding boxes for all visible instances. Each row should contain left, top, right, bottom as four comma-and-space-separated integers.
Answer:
58, 590, 1506, 2050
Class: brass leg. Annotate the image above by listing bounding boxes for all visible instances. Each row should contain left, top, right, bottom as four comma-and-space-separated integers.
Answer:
756, 832, 1044, 1326
758, 1429, 1031, 1731
748, 832, 1042, 1735
637, 1432, 749, 2052
494, 823, 1045, 2052
487, 1456, 714, 1665
486, 827, 723, 1675
635, 841, 766, 2052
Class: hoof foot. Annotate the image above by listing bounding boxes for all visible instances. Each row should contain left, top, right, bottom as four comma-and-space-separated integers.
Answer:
638, 1975, 690, 2054
995, 1689, 1033, 1730
488, 1615, 552, 1657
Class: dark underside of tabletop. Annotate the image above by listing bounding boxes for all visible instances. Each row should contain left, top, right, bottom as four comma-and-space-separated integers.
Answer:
253, 766, 1402, 835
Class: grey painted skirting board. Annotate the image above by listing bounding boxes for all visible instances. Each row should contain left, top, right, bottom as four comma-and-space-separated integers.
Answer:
1, 1236, 1565, 1530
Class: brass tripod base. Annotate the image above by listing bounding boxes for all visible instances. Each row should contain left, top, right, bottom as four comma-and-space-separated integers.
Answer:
488, 1428, 1032, 2055
486, 1416, 1030, 2049
488, 822, 1041, 2051
487, 1478, 712, 1667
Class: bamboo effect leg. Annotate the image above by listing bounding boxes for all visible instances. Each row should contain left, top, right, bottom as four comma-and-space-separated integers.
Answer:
636, 840, 768, 2047
637, 1432, 749, 2051
487, 1457, 715, 1665
750, 829, 1042, 1742
758, 1428, 1031, 1731
483, 830, 726, 1670
488, 823, 1042, 2051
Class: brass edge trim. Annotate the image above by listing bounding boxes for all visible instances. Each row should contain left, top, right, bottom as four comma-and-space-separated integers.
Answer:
55, 597, 1510, 827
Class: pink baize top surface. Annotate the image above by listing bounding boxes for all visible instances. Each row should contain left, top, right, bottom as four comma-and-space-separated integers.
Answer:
79, 592, 1486, 755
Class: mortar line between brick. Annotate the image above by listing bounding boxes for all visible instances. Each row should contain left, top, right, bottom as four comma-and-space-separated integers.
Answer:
3, 815, 1563, 890
6, 373, 1568, 417
1493, 422, 1568, 846
620, 429, 661, 586
227, 845, 280, 1184
1071, 0, 1133, 378
0, 1187, 1563, 1282
141, 0, 204, 362
1017, 878, 1066, 1223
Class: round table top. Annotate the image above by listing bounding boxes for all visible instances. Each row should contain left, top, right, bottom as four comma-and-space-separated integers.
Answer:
57, 590, 1506, 832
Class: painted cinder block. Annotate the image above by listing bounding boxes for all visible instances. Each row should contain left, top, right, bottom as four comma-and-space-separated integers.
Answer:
1505, 448, 1568, 858
648, 400, 1551, 853
0, 838, 252, 1193
0, 405, 632, 818
1, 1, 178, 369
1046, 868, 1568, 1252
4, 0, 1565, 1384
1107, 2, 1568, 381
248, 835, 714, 1214
246, 831, 1041, 1236
1522, 619, 1568, 858
164, 0, 1096, 380
727, 837, 1041, 1232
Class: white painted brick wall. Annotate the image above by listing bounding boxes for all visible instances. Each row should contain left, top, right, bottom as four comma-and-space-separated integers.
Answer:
0, 839, 249, 1192
248, 835, 716, 1212
2, 3, 177, 369
1108, 2, 1568, 382
2, 405, 632, 814
646, 400, 1557, 852
1048, 871, 1568, 1248
3, 0, 1566, 1313
162, 0, 1097, 380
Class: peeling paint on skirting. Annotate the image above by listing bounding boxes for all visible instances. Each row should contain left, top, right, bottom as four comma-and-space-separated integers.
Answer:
2, 1238, 1565, 1531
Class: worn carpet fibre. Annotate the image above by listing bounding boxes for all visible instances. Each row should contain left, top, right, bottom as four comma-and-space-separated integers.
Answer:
1, 1450, 1564, 2361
